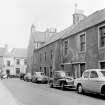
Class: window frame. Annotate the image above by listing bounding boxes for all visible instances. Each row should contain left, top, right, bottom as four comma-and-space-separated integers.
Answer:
79, 32, 86, 52
50, 49, 53, 60
16, 59, 20, 65
98, 24, 105, 49
83, 71, 89, 78
90, 71, 98, 78
64, 39, 69, 55
7, 60, 10, 66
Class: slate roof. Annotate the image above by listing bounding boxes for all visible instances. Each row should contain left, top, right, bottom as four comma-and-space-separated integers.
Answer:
0, 48, 6, 57
68, 8, 105, 37
43, 24, 77, 46
40, 8, 105, 49
11, 48, 27, 58
32, 31, 46, 42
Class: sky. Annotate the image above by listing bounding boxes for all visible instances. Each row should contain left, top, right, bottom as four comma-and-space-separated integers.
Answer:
0, 0, 105, 51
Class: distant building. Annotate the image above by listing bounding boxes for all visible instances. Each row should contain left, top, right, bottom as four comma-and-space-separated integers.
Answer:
27, 24, 56, 73
2, 53, 14, 76
0, 45, 8, 73
11, 48, 27, 76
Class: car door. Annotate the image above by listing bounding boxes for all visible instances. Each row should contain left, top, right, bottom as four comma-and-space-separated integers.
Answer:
82, 71, 90, 91
88, 71, 101, 93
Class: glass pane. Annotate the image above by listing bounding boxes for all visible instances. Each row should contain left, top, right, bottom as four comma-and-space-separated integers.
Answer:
90, 71, 98, 78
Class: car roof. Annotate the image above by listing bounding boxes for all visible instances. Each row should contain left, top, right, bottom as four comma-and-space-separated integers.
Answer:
84, 69, 105, 72
54, 71, 66, 73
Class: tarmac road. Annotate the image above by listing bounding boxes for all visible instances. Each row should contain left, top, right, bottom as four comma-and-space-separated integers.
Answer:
1, 78, 105, 105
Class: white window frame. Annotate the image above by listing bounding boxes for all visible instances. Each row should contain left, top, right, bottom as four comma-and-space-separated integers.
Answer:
98, 24, 105, 49
79, 32, 86, 53
64, 39, 69, 55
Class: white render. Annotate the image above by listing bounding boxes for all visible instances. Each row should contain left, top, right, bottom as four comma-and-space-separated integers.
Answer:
2, 56, 15, 75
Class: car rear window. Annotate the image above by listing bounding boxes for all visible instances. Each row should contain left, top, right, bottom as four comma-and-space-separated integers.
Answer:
100, 71, 105, 76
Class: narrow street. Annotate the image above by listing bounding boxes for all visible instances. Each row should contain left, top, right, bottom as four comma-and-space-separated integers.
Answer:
1, 78, 105, 105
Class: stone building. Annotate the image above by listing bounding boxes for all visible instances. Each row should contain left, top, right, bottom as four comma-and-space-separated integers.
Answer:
31, 8, 105, 78
27, 24, 56, 73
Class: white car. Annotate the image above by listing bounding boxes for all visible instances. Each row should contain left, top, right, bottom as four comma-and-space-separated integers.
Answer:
32, 72, 48, 83
1, 74, 8, 79
74, 69, 105, 96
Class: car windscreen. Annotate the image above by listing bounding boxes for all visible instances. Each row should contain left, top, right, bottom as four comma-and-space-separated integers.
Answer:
100, 71, 105, 76
60, 72, 71, 77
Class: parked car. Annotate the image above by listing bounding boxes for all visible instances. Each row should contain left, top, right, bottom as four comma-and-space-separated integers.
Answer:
1, 74, 8, 79
49, 71, 75, 90
74, 69, 105, 96
24, 73, 32, 82
32, 72, 48, 83
20, 73, 25, 80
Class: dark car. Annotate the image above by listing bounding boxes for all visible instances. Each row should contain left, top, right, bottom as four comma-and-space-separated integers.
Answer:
20, 73, 25, 80
49, 71, 75, 90
32, 72, 48, 83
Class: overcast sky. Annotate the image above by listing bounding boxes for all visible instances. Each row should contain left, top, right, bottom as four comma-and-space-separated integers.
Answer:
0, 0, 105, 51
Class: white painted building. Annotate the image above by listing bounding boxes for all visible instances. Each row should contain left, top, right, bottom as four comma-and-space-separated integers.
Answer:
2, 53, 15, 76
2, 48, 27, 76
11, 48, 27, 76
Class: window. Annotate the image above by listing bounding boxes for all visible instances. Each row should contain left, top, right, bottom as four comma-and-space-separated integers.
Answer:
100, 71, 105, 77
64, 40, 68, 55
16, 68, 20, 74
7, 60, 10, 66
16, 59, 20, 65
90, 71, 98, 78
80, 33, 86, 52
99, 26, 105, 47
44, 52, 46, 61
100, 62, 105, 69
51, 50, 53, 60
80, 63, 85, 76
40, 53, 42, 62
83, 72, 89, 78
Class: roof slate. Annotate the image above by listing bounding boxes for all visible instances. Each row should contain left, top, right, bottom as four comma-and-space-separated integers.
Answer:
70, 8, 105, 36
40, 8, 105, 48
32, 31, 46, 42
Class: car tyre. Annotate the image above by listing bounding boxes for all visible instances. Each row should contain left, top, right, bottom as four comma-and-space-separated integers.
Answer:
61, 83, 65, 90
49, 82, 53, 88
77, 84, 83, 94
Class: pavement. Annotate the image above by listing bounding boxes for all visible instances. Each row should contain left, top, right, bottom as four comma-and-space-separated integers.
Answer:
0, 80, 19, 105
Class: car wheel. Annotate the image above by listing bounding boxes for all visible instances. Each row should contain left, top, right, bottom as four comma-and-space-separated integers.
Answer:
49, 82, 53, 88
61, 83, 65, 90
77, 84, 83, 94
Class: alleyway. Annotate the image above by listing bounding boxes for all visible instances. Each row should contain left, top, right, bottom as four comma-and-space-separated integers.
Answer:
1, 78, 105, 105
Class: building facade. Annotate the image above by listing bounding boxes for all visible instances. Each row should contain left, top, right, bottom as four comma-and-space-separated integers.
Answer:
2, 53, 14, 76
11, 48, 27, 76
27, 24, 56, 73
31, 8, 105, 78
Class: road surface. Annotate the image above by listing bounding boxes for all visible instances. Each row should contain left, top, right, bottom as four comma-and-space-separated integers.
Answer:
1, 78, 105, 105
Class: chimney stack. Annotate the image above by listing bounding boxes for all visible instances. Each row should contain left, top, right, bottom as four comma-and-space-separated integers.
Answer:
73, 3, 87, 24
